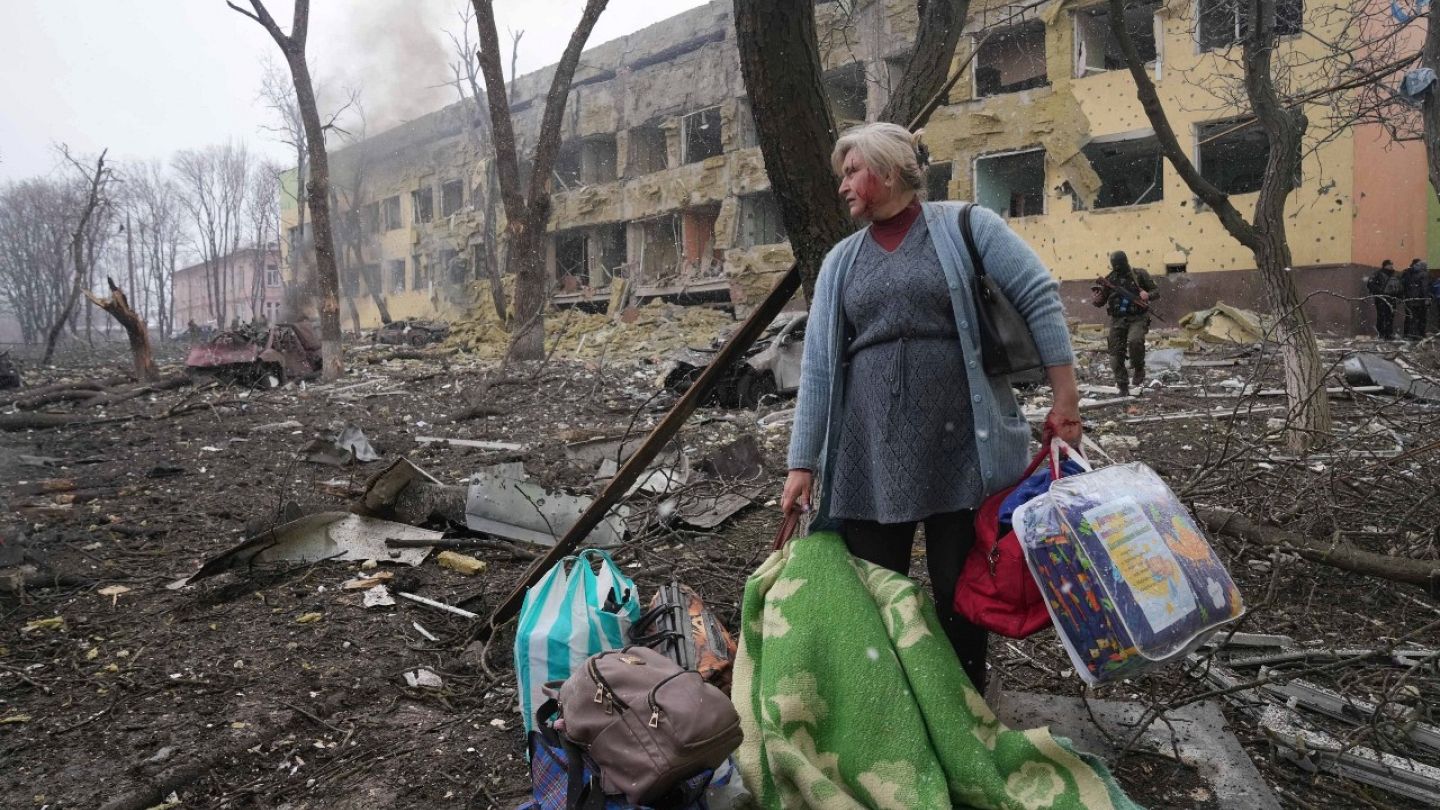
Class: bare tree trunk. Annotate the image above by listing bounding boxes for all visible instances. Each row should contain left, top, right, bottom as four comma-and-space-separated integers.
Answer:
471, 0, 608, 360
733, 0, 853, 297
1423, 8, 1440, 203
876, 0, 969, 127
43, 150, 109, 365
85, 277, 160, 381
230, 0, 344, 380
1107, 0, 1329, 451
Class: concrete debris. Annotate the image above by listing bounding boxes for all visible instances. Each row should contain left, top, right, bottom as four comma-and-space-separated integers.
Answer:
1178, 304, 1266, 345
1342, 353, 1440, 402
415, 436, 524, 451
184, 512, 441, 584
403, 667, 444, 689
356, 458, 446, 517
302, 425, 382, 466
342, 571, 394, 590
465, 469, 628, 548
362, 585, 395, 608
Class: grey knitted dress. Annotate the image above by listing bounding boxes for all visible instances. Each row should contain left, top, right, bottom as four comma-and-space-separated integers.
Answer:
829, 216, 983, 523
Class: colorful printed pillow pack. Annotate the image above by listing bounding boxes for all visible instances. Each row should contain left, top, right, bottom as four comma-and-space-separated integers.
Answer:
1013, 457, 1245, 684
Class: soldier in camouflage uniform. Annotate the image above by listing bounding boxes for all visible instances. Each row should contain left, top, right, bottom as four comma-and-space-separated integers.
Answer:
1093, 250, 1158, 397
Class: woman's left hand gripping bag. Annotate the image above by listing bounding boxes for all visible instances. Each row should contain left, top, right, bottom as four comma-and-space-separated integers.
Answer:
515, 549, 642, 733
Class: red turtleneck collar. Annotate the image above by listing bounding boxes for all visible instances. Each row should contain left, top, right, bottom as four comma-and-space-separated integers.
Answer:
868, 199, 921, 252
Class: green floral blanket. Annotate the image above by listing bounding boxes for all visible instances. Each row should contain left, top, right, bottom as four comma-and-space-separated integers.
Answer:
732, 532, 1142, 809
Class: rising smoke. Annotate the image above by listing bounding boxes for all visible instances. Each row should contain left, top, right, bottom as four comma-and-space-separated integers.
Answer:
321, 0, 456, 135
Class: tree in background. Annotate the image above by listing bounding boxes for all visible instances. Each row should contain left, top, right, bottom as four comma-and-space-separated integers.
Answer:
258, 56, 314, 321
1106, 0, 1330, 451
0, 177, 86, 344
174, 143, 252, 328
732, 0, 969, 298
229, 0, 345, 380
42, 149, 115, 364
469, 0, 609, 360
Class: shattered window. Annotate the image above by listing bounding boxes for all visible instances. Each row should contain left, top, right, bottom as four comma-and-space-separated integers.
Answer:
682, 204, 722, 278
1074, 1, 1159, 76
974, 20, 1048, 98
824, 63, 868, 125
637, 214, 682, 279
739, 193, 787, 247
555, 142, 584, 188
1199, 0, 1302, 51
581, 136, 618, 185
1197, 119, 1269, 195
1079, 135, 1164, 209
555, 232, 587, 281
381, 196, 402, 230
441, 180, 464, 217
411, 254, 428, 289
361, 202, 380, 235
627, 124, 668, 176
595, 225, 627, 282
682, 107, 723, 164
440, 248, 464, 284
974, 149, 1046, 218
470, 244, 487, 281
926, 161, 953, 202
411, 187, 434, 224
389, 259, 406, 293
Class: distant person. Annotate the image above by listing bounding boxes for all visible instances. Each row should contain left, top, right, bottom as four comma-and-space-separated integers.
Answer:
1365, 260, 1401, 340
1401, 259, 1430, 340
186, 319, 200, 340
1093, 250, 1157, 397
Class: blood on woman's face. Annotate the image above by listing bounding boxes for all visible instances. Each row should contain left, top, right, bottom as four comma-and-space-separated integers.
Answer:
838, 151, 895, 221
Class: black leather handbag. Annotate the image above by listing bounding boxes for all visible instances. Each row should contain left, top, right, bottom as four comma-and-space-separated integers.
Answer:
959, 204, 1043, 377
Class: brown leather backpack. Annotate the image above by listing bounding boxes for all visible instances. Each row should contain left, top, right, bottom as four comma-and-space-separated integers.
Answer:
553, 646, 742, 805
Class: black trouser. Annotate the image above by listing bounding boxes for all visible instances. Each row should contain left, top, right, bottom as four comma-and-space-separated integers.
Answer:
1107, 315, 1148, 385
1404, 298, 1428, 340
1375, 298, 1396, 340
844, 511, 989, 692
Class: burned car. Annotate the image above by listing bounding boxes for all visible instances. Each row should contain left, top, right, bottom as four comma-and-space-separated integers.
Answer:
186, 322, 322, 384
662, 312, 805, 408
374, 319, 450, 347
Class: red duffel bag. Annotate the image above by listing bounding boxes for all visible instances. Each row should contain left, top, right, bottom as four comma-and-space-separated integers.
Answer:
954, 442, 1068, 639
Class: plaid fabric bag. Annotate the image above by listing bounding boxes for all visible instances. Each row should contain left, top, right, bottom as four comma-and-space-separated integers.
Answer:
518, 702, 713, 810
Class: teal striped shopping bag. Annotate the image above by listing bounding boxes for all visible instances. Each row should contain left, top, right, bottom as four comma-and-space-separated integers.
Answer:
515, 548, 642, 733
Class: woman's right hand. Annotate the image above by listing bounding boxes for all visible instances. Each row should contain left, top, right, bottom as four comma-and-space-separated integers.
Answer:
781, 469, 814, 517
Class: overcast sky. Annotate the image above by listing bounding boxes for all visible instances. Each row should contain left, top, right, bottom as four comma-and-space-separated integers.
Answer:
0, 0, 710, 182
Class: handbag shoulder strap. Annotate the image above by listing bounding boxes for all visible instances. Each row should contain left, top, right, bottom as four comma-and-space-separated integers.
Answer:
958, 204, 987, 281
773, 511, 800, 551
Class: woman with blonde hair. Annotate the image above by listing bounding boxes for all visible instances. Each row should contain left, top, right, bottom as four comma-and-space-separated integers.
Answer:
780, 121, 1082, 691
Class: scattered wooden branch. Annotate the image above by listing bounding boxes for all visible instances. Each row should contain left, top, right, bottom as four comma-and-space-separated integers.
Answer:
8, 375, 133, 410
1196, 505, 1440, 595
83, 276, 160, 381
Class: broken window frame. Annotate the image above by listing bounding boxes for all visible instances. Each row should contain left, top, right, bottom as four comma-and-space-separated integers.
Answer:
1074, 132, 1165, 211
411, 187, 434, 225
1195, 117, 1271, 197
926, 161, 954, 202
972, 147, 1047, 219
738, 192, 788, 247
389, 259, 407, 293
972, 19, 1050, 99
381, 196, 402, 231
411, 254, 428, 289
1073, 1, 1162, 80
681, 107, 724, 164
1197, 0, 1303, 53
823, 62, 869, 125
440, 180, 464, 218
554, 231, 588, 283
626, 123, 669, 177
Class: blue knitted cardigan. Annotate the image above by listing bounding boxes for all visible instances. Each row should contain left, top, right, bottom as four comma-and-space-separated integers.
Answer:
786, 201, 1074, 529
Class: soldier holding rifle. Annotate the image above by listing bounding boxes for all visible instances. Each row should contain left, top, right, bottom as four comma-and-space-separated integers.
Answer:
1091, 250, 1158, 397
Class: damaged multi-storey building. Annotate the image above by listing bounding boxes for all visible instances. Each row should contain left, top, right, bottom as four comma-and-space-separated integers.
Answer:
281, 0, 1439, 335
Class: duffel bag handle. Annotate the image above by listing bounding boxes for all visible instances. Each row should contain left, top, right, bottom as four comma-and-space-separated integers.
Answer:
773, 510, 800, 550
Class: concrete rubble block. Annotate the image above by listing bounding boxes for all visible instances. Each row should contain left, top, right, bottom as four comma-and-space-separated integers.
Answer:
997, 691, 1280, 810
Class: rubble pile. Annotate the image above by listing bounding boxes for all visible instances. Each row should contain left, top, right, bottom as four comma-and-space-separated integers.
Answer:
1, 321, 1438, 808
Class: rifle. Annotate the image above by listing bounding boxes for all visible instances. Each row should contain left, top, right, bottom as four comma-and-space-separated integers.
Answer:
1094, 275, 1166, 322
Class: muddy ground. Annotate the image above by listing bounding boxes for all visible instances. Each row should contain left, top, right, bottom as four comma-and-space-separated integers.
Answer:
2, 328, 1438, 809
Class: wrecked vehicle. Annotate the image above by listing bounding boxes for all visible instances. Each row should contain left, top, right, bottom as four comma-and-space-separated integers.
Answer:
374, 319, 450, 347
662, 312, 804, 408
185, 322, 322, 383
0, 351, 19, 390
